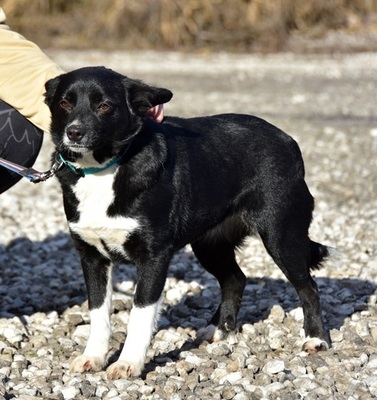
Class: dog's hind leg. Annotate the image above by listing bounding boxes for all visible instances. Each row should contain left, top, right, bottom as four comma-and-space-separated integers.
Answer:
257, 206, 331, 353
191, 237, 246, 343
70, 242, 113, 373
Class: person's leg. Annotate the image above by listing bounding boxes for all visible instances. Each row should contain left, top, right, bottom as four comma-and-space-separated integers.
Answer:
0, 100, 43, 194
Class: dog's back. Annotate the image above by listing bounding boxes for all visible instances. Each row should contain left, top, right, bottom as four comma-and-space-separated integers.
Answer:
112, 113, 311, 251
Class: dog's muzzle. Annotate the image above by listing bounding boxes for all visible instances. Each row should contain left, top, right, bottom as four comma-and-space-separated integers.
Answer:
64, 124, 92, 153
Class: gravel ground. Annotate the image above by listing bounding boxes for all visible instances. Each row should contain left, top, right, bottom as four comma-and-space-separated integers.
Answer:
0, 50, 377, 399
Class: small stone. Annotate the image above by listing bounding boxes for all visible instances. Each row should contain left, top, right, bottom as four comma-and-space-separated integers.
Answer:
269, 337, 282, 350
330, 329, 344, 342
105, 388, 120, 398
180, 352, 206, 366
60, 386, 80, 400
211, 367, 228, 382
268, 328, 285, 339
293, 377, 319, 391
241, 324, 256, 336
57, 337, 76, 348
355, 320, 370, 337
113, 299, 127, 311
1, 327, 23, 344
206, 342, 231, 356
157, 329, 181, 343
166, 288, 183, 303
13, 383, 37, 396
268, 305, 285, 323
186, 374, 199, 391
366, 356, 377, 370
48, 392, 64, 400
364, 376, 377, 396
227, 359, 241, 372
230, 352, 247, 369
219, 371, 243, 385
164, 381, 179, 395
79, 381, 97, 398
176, 360, 194, 376
253, 373, 271, 386
170, 396, 184, 400
66, 313, 84, 326
246, 356, 263, 374
289, 308, 304, 321
289, 357, 307, 376
71, 325, 90, 346
199, 370, 210, 382
96, 385, 109, 398
263, 359, 285, 374
221, 386, 237, 399
139, 384, 155, 396
0, 368, 10, 376
263, 382, 285, 395
128, 383, 143, 392
29, 335, 48, 348
234, 392, 251, 400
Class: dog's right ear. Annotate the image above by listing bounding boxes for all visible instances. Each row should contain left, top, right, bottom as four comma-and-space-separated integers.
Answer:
44, 75, 62, 107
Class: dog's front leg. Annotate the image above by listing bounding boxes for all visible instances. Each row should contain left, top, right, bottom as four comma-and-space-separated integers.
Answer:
106, 299, 161, 379
107, 261, 168, 379
70, 243, 113, 373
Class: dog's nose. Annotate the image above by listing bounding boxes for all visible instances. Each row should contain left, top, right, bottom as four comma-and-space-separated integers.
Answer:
67, 125, 85, 143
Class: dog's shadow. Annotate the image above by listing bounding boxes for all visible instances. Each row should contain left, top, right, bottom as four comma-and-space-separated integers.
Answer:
110, 271, 376, 377
0, 233, 375, 374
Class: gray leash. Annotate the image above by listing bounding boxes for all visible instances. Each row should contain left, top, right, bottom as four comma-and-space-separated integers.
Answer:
0, 156, 63, 183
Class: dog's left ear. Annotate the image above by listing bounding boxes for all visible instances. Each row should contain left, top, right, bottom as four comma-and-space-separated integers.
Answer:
44, 75, 63, 107
123, 78, 173, 115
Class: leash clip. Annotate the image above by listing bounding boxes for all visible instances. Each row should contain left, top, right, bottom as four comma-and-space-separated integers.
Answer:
0, 156, 63, 184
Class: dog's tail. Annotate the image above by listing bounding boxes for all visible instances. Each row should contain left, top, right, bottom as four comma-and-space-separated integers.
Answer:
309, 240, 339, 270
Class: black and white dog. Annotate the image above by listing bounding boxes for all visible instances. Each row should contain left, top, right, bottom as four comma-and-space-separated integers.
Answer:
45, 66, 331, 379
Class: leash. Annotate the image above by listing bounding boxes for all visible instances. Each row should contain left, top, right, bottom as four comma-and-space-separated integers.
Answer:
0, 156, 63, 184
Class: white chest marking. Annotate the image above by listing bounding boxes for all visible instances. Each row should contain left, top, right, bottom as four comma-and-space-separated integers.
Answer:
69, 168, 139, 257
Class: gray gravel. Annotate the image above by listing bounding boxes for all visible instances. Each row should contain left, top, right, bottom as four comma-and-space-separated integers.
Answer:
1, 50, 377, 399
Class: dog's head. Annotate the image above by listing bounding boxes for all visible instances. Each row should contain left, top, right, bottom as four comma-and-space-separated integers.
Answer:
45, 66, 172, 162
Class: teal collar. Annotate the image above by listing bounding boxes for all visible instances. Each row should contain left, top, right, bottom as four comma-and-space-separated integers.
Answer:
59, 144, 130, 178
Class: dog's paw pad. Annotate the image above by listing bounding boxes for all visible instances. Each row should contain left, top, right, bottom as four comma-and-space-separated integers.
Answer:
302, 337, 329, 354
70, 355, 105, 373
197, 324, 224, 342
107, 361, 141, 379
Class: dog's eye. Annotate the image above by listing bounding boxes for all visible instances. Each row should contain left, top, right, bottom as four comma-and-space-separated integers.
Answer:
98, 103, 111, 112
59, 100, 72, 110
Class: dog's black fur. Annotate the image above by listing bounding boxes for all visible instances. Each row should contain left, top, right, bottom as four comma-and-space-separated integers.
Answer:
45, 66, 331, 379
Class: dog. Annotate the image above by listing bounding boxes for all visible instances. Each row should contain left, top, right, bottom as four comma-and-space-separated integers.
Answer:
45, 66, 332, 379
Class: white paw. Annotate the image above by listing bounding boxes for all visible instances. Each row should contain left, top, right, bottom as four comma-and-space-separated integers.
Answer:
197, 324, 224, 342
107, 360, 142, 379
302, 337, 329, 354
69, 355, 106, 373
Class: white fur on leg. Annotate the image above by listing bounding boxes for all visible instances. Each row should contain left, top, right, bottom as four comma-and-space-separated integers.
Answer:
107, 299, 161, 379
301, 336, 329, 355
70, 266, 113, 373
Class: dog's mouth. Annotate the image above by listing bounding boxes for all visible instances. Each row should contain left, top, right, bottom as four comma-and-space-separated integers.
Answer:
62, 137, 91, 151
64, 144, 91, 154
